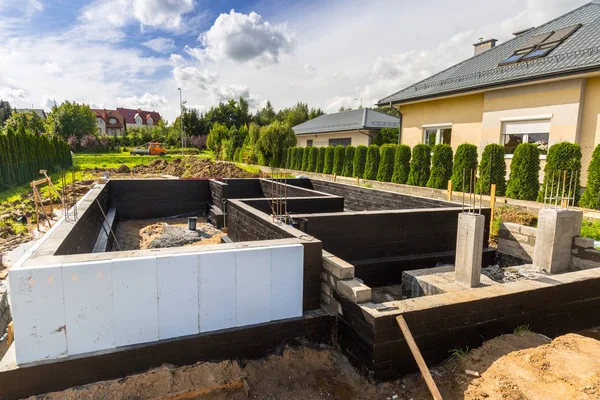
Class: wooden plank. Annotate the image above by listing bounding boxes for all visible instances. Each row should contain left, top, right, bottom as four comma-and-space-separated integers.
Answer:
396, 315, 443, 400
489, 184, 496, 233
447, 180, 452, 201
30, 178, 48, 187
7, 322, 14, 347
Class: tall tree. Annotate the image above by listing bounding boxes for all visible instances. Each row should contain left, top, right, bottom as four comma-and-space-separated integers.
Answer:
46, 101, 96, 140
0, 100, 13, 127
4, 110, 46, 133
254, 100, 276, 126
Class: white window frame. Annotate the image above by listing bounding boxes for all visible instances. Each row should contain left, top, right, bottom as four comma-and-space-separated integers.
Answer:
501, 118, 551, 160
422, 123, 452, 146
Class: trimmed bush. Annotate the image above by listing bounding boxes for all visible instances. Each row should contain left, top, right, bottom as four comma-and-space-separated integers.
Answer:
293, 147, 303, 170
286, 147, 294, 168
377, 144, 396, 182
353, 145, 367, 178
451, 143, 478, 192
342, 146, 355, 177
426, 144, 453, 189
307, 146, 318, 172
316, 146, 326, 173
477, 144, 506, 196
323, 146, 335, 174
580, 144, 600, 209
333, 145, 345, 175
506, 143, 540, 201
407, 144, 431, 186
301, 146, 310, 171
391, 144, 411, 184
537, 142, 582, 203
364, 145, 380, 180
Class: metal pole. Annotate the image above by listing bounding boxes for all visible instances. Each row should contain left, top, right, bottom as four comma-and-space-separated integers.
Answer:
178, 88, 184, 157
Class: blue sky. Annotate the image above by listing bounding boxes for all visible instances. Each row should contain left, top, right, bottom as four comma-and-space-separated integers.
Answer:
0, 0, 588, 121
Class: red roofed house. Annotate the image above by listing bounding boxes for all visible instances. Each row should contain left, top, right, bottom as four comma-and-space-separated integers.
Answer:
92, 109, 125, 137
116, 107, 162, 130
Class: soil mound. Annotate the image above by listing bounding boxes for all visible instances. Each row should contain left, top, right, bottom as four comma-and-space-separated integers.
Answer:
128, 157, 259, 178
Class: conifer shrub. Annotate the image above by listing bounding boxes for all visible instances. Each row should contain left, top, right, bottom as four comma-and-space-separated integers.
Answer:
477, 144, 506, 195
451, 143, 478, 192
580, 144, 600, 209
307, 146, 318, 172
364, 145, 380, 180
316, 146, 326, 173
353, 145, 367, 178
506, 143, 540, 201
426, 144, 453, 189
537, 142, 582, 203
301, 146, 310, 171
391, 144, 411, 184
286, 147, 294, 168
323, 146, 335, 174
333, 145, 345, 175
342, 146, 355, 177
407, 144, 431, 186
377, 144, 396, 182
293, 147, 303, 170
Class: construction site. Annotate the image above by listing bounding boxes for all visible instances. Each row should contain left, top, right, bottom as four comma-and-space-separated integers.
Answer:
1, 166, 600, 399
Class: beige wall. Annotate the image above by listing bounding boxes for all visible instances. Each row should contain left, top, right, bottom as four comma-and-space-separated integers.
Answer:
295, 129, 376, 147
580, 77, 600, 180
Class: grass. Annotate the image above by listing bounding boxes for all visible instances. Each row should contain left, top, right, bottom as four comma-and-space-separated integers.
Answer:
73, 150, 214, 170
580, 219, 600, 242
235, 163, 261, 174
448, 346, 470, 359
514, 324, 531, 334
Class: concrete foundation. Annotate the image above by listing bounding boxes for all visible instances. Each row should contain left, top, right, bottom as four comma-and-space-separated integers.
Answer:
455, 213, 485, 288
402, 265, 498, 297
533, 208, 583, 273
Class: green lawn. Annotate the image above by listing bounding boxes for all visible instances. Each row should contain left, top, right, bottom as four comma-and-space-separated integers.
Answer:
73, 150, 214, 170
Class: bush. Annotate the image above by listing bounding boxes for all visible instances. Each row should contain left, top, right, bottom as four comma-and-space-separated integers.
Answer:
165, 148, 200, 155
293, 147, 303, 170
377, 144, 396, 182
316, 147, 326, 173
188, 135, 207, 150
333, 145, 345, 175
391, 144, 411, 184
580, 144, 600, 209
407, 144, 431, 186
506, 143, 540, 200
477, 144, 506, 196
286, 147, 294, 168
451, 144, 478, 192
427, 144, 453, 189
373, 127, 398, 146
342, 146, 355, 177
353, 146, 368, 178
323, 146, 335, 174
307, 146, 318, 172
301, 146, 310, 171
537, 142, 582, 203
364, 145, 380, 180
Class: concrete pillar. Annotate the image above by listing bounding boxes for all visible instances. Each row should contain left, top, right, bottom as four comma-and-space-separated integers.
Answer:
533, 208, 583, 273
455, 213, 485, 288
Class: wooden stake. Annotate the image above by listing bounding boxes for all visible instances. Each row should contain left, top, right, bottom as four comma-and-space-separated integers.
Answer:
7, 322, 14, 347
33, 183, 40, 232
396, 315, 443, 400
489, 184, 496, 233
447, 180, 452, 201
356, 176, 359, 186
333, 174, 336, 182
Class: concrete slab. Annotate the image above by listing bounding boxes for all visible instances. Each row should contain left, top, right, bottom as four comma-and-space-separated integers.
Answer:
402, 265, 499, 298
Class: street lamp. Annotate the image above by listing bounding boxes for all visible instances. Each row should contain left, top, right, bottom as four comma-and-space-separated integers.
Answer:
178, 87, 184, 157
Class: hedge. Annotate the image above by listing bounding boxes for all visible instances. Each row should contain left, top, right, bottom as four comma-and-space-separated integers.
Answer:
451, 143, 478, 192
426, 144, 453, 189
353, 146, 367, 178
391, 144, 411, 184
407, 144, 431, 186
537, 142, 582, 203
286, 147, 294, 169
342, 146, 355, 177
307, 146, 318, 172
477, 144, 506, 196
364, 145, 380, 180
316, 147, 326, 173
506, 143, 540, 201
333, 145, 345, 175
293, 147, 303, 170
377, 144, 396, 182
301, 146, 310, 171
323, 146, 335, 174
580, 144, 600, 209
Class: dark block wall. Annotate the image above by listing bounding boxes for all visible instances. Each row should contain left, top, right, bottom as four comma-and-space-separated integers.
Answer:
302, 208, 491, 262
111, 179, 211, 219
209, 179, 227, 207
223, 178, 264, 199
259, 179, 328, 199
241, 196, 344, 215
55, 185, 110, 255
308, 180, 458, 211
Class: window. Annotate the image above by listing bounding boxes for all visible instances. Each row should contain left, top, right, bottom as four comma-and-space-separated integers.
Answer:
97, 117, 102, 124
111, 128, 116, 136
328, 138, 351, 146
423, 126, 451, 146
307, 140, 313, 147
502, 120, 550, 156
109, 117, 117, 124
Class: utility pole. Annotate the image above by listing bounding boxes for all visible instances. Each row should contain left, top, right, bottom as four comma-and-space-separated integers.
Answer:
178, 87, 184, 157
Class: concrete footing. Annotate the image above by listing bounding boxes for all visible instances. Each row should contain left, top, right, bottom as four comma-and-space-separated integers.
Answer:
533, 208, 583, 274
455, 213, 485, 288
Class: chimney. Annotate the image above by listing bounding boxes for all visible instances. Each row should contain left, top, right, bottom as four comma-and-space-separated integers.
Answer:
473, 38, 497, 56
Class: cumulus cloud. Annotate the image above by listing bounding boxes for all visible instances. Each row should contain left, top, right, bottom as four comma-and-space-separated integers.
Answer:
173, 66, 218, 90
117, 93, 168, 109
209, 84, 260, 107
133, 0, 195, 30
44, 62, 62, 74
142, 37, 176, 53
0, 86, 27, 101
190, 10, 295, 66
41, 95, 57, 109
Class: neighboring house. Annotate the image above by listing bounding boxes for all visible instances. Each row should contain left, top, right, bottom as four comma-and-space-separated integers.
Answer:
15, 109, 47, 119
92, 109, 125, 136
292, 108, 400, 147
377, 1, 600, 183
116, 107, 162, 130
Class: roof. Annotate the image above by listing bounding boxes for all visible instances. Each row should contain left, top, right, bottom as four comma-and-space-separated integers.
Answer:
15, 109, 47, 119
292, 108, 400, 135
377, 1, 600, 106
116, 107, 162, 125
92, 109, 125, 128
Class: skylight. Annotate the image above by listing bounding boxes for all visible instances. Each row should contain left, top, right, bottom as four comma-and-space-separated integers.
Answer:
499, 24, 582, 65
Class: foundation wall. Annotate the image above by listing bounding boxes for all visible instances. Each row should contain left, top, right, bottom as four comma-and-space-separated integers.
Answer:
223, 179, 264, 199
259, 179, 329, 198
240, 196, 344, 215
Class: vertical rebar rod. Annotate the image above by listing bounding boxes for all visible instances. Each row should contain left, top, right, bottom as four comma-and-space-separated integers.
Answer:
573, 170, 579, 208
550, 172, 556, 208
561, 170, 567, 209
462, 169, 465, 212
567, 170, 574, 210
544, 171, 552, 207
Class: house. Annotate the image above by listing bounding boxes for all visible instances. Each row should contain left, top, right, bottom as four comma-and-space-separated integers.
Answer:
15, 109, 47, 119
377, 1, 600, 183
92, 109, 125, 136
116, 107, 162, 130
292, 108, 400, 147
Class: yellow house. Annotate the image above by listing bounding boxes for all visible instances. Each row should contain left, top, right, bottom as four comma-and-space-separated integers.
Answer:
377, 1, 600, 183
292, 108, 399, 147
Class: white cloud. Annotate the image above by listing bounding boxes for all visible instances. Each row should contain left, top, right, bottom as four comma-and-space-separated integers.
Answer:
117, 93, 168, 109
41, 95, 57, 109
0, 86, 27, 101
209, 84, 260, 107
173, 66, 218, 89
143, 37, 176, 53
190, 10, 295, 67
133, 0, 195, 30
44, 62, 62, 74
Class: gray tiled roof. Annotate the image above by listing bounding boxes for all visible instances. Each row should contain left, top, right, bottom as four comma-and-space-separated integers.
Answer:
378, 1, 600, 106
292, 108, 399, 135
16, 109, 47, 119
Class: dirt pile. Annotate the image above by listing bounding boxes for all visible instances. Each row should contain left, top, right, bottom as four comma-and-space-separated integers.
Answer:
128, 157, 259, 179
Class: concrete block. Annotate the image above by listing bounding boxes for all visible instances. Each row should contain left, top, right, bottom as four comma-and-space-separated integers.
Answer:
455, 213, 485, 288
270, 244, 303, 321
520, 225, 537, 237
321, 282, 331, 296
112, 257, 158, 347
323, 255, 355, 279
235, 247, 271, 327
10, 264, 67, 364
573, 236, 594, 249
199, 250, 236, 333
337, 279, 371, 303
62, 260, 114, 355
157, 254, 199, 340
533, 209, 583, 274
